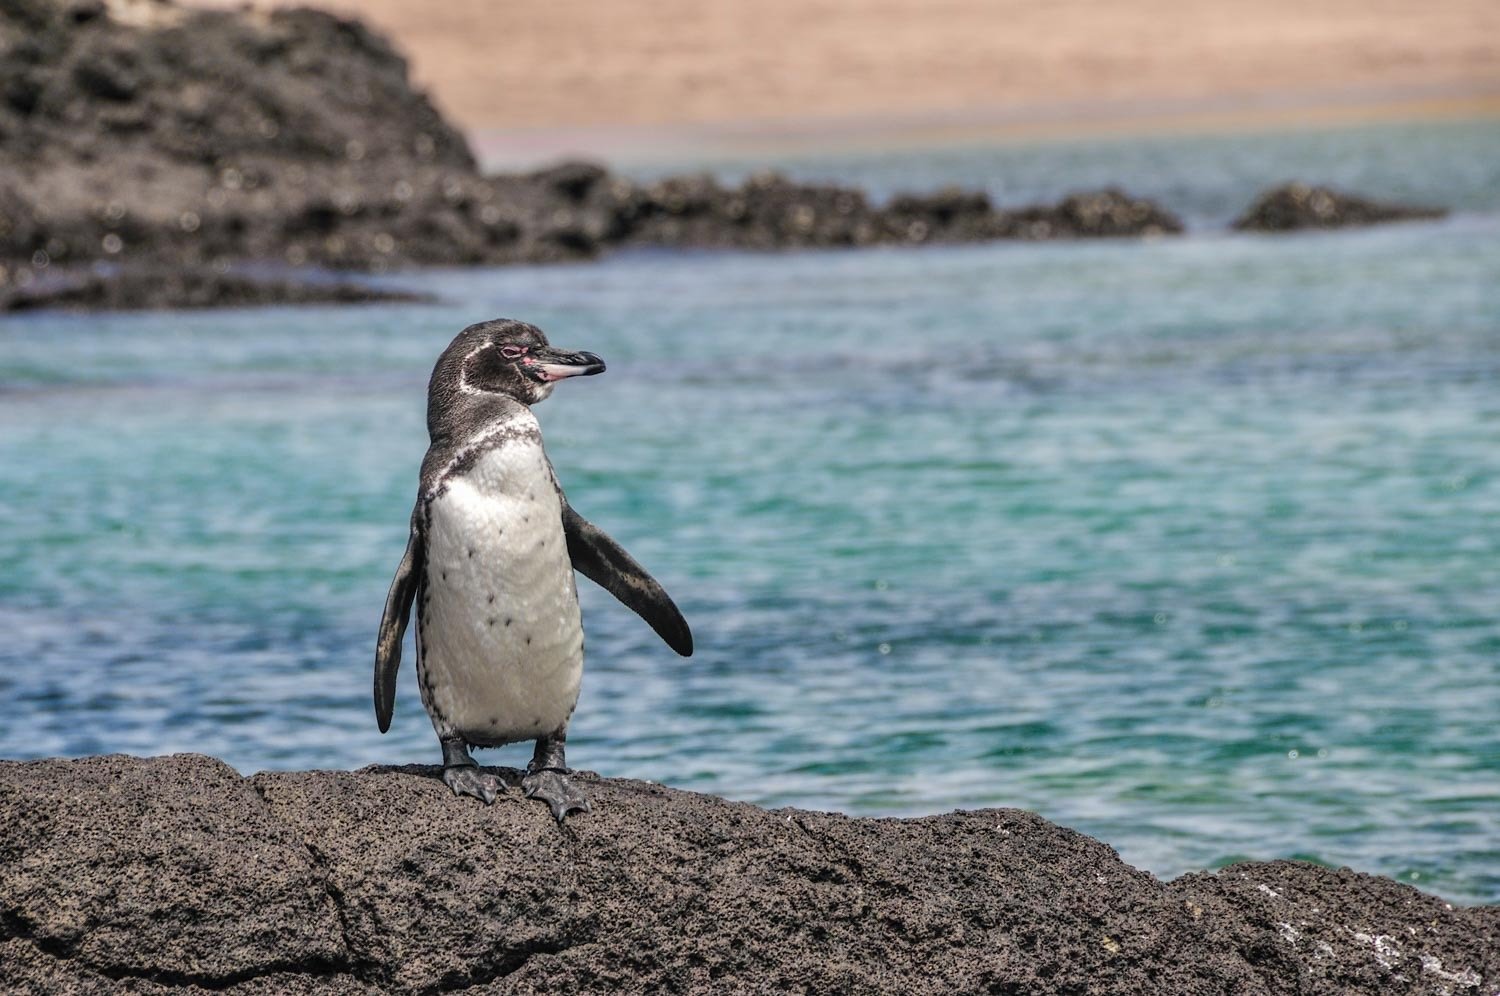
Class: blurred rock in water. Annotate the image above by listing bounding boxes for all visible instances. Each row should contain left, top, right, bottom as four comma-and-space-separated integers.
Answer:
1233, 182, 1447, 232
0, 0, 1184, 311
0, 264, 432, 312
527, 170, 1184, 253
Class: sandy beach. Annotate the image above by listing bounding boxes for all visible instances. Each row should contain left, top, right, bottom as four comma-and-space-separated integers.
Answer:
187, 0, 1500, 163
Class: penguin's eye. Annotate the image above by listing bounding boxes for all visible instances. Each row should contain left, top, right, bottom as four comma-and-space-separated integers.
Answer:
500, 345, 528, 360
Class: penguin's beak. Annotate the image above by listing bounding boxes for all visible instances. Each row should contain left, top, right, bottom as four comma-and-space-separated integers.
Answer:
532, 348, 606, 382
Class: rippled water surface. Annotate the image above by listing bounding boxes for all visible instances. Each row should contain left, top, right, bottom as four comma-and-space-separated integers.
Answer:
3, 119, 1498, 903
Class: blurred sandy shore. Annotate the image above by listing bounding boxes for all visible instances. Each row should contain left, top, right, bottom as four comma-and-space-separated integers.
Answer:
163, 0, 1500, 164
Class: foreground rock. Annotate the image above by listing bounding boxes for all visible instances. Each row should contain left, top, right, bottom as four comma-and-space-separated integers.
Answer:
1, 755, 1493, 994
0, 0, 1182, 312
1233, 182, 1447, 232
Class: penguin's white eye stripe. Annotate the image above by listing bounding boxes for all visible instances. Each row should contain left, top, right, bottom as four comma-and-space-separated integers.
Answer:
501, 345, 528, 359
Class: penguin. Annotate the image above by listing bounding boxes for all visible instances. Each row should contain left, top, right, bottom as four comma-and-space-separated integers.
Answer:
375, 318, 692, 821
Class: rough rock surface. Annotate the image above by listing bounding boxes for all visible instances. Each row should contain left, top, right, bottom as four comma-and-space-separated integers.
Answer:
0, 0, 1184, 312
1, 754, 1493, 995
1232, 182, 1447, 232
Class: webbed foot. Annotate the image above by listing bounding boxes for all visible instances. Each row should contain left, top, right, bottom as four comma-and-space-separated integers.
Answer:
522, 767, 590, 823
443, 764, 503, 804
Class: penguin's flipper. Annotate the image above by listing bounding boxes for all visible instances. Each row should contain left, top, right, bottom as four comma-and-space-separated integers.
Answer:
561, 502, 693, 657
375, 509, 425, 732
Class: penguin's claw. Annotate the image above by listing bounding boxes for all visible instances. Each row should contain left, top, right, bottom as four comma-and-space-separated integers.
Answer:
443, 765, 503, 804
522, 768, 591, 823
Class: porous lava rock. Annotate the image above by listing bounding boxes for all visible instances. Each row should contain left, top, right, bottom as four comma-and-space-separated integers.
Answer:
1, 754, 1493, 994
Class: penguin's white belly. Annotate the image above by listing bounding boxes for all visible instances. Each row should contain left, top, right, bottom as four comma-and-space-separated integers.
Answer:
417, 442, 583, 746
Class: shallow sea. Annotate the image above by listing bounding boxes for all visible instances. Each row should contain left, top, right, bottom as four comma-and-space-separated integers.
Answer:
3, 118, 1498, 903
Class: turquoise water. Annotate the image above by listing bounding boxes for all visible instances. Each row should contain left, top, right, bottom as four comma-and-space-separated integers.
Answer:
3, 118, 1499, 904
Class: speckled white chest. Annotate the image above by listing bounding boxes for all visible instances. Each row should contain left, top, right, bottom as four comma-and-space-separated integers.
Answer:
416, 430, 583, 746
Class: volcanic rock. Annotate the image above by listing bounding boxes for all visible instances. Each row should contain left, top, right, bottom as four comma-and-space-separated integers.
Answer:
1, 754, 1493, 994
0, 0, 1188, 311
1233, 182, 1447, 231
0, 264, 433, 312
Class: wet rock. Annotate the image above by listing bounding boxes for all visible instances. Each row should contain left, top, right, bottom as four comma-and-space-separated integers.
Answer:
1, 754, 1493, 994
1233, 182, 1447, 231
0, 265, 433, 312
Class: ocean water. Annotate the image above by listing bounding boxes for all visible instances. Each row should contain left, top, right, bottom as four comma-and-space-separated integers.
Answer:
3, 118, 1498, 904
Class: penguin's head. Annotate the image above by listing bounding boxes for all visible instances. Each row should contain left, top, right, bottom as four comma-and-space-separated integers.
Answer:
436, 318, 606, 408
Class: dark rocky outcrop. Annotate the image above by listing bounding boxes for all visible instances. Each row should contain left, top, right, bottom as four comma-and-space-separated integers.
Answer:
0, 264, 432, 312
0, 0, 472, 171
1232, 182, 1447, 232
1, 754, 1494, 994
0, 0, 1183, 312
610, 176, 1182, 251
0, 0, 511, 276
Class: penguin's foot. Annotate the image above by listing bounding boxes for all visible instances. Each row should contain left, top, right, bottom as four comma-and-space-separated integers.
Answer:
443, 764, 504, 805
522, 766, 590, 823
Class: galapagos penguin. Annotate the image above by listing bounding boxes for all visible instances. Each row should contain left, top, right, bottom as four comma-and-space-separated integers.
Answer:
375, 319, 693, 821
